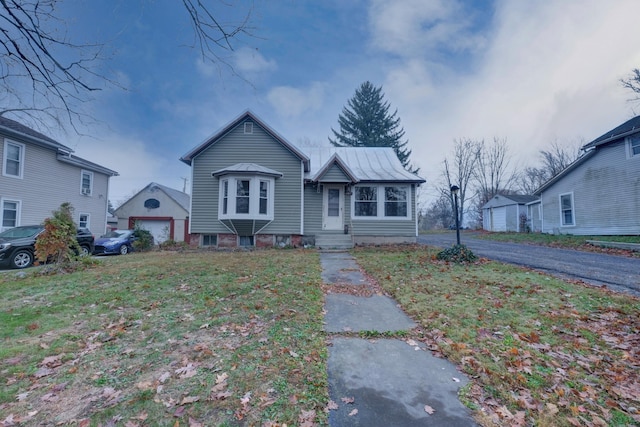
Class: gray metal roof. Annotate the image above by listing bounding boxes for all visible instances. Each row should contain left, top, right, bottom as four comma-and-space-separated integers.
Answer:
212, 163, 283, 178
304, 147, 425, 183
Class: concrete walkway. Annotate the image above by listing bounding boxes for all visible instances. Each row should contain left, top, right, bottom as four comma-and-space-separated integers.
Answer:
321, 251, 477, 426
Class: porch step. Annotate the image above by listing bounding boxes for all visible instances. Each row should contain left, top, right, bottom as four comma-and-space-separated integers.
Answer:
316, 233, 354, 250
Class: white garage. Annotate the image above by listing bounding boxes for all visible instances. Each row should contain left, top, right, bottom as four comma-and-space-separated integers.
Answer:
136, 219, 171, 244
482, 194, 538, 232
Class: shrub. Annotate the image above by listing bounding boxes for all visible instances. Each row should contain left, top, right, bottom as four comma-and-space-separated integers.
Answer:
436, 244, 477, 263
35, 202, 79, 268
132, 225, 154, 252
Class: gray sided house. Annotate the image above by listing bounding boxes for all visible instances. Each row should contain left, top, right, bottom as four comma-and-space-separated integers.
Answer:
534, 114, 640, 235
180, 111, 425, 248
113, 182, 191, 243
0, 117, 118, 236
482, 194, 538, 232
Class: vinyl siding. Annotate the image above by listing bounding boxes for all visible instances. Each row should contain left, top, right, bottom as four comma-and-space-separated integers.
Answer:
303, 185, 323, 234
540, 142, 640, 235
190, 123, 303, 234
319, 164, 350, 182
0, 137, 111, 236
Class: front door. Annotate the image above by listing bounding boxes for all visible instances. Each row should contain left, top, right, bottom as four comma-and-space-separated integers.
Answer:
322, 185, 343, 230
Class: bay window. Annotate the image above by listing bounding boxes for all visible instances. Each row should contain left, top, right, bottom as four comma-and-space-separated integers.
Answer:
353, 184, 410, 219
219, 176, 274, 219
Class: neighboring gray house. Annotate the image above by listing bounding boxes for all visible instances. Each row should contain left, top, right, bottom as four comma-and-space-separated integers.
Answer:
113, 182, 190, 243
0, 117, 118, 236
180, 110, 425, 248
482, 194, 538, 232
534, 114, 640, 235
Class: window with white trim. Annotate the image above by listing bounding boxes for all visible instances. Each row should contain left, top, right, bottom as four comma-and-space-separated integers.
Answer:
79, 213, 90, 229
628, 135, 640, 157
560, 193, 574, 226
1, 198, 21, 230
218, 176, 275, 220
352, 184, 411, 219
3, 140, 24, 178
81, 170, 93, 196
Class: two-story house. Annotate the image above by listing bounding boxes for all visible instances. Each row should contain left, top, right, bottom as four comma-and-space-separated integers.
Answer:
0, 117, 118, 236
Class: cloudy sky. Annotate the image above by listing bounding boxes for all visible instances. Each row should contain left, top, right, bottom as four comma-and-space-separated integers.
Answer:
48, 0, 640, 207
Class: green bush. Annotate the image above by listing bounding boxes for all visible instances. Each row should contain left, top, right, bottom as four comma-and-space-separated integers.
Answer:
132, 226, 154, 252
436, 244, 477, 263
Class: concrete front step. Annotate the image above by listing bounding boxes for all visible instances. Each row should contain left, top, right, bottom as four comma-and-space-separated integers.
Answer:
316, 233, 354, 250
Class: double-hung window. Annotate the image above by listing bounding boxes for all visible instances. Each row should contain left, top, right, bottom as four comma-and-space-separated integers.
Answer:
218, 176, 274, 220
353, 184, 410, 219
81, 170, 93, 196
3, 140, 24, 178
1, 198, 21, 230
560, 193, 574, 226
79, 213, 90, 229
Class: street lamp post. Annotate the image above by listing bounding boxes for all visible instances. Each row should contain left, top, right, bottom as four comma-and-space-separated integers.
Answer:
450, 185, 461, 246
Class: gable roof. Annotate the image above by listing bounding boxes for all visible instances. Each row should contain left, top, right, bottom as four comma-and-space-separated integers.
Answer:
0, 116, 74, 152
212, 163, 283, 178
583, 114, 640, 149
179, 110, 310, 171
482, 194, 538, 209
116, 182, 190, 212
305, 147, 425, 183
311, 153, 359, 183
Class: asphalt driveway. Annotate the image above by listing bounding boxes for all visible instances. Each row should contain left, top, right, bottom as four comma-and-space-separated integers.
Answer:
418, 233, 640, 297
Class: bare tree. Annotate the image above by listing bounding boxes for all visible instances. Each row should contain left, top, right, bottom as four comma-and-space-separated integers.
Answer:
474, 138, 517, 202
0, 0, 253, 131
516, 139, 583, 193
441, 138, 481, 227
620, 68, 640, 101
421, 194, 453, 230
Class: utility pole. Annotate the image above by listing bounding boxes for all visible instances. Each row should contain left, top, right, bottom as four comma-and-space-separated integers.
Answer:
181, 177, 188, 193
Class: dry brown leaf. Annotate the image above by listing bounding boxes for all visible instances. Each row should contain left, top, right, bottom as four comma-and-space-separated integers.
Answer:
181, 396, 200, 405
341, 396, 355, 404
348, 409, 358, 416
424, 404, 435, 414
327, 400, 339, 410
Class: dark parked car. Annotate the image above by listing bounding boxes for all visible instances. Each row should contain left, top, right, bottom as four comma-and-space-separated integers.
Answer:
93, 229, 152, 255
0, 225, 95, 269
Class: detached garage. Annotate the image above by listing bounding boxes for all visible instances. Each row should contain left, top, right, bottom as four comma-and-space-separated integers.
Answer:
113, 182, 190, 243
482, 194, 538, 232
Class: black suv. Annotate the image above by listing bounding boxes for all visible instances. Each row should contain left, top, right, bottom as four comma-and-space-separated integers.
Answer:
0, 225, 95, 269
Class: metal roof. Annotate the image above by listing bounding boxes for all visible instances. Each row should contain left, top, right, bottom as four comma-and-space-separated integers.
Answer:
304, 147, 425, 183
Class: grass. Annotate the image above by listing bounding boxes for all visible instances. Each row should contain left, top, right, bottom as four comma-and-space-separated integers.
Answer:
351, 245, 640, 427
473, 231, 640, 252
0, 250, 328, 426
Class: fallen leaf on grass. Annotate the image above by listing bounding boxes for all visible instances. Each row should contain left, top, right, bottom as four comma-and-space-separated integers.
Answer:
181, 396, 200, 404
348, 409, 358, 416
341, 396, 355, 404
16, 392, 29, 401
424, 405, 435, 414
188, 418, 204, 427
34, 367, 54, 378
175, 363, 197, 379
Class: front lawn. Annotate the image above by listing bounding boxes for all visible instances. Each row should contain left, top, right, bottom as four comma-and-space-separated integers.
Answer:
0, 250, 327, 426
353, 245, 640, 426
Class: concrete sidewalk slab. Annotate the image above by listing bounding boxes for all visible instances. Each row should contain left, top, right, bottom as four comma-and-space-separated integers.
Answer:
320, 251, 369, 285
324, 294, 416, 333
328, 337, 476, 426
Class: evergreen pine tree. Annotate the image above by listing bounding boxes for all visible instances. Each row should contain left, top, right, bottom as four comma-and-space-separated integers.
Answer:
329, 81, 418, 173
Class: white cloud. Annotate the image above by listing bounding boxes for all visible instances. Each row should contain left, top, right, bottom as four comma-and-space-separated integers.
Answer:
233, 47, 277, 73
368, 0, 484, 57
370, 0, 640, 199
267, 82, 327, 118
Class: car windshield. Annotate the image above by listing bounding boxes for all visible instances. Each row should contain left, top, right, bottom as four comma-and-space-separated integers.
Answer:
0, 226, 42, 239
101, 230, 131, 238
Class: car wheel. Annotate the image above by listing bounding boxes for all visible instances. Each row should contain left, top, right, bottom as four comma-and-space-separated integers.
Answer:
119, 245, 129, 255
11, 250, 34, 269
79, 245, 91, 256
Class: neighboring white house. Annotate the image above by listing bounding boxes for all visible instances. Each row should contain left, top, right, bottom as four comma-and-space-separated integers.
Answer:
482, 194, 538, 232
534, 114, 640, 235
113, 182, 190, 243
0, 117, 118, 236
180, 110, 425, 249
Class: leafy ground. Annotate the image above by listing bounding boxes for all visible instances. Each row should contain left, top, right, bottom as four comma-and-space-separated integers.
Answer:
472, 231, 640, 257
0, 250, 327, 426
352, 245, 640, 427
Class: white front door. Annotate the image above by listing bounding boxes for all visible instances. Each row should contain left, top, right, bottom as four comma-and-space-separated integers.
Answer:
322, 185, 344, 230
